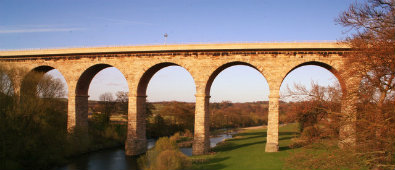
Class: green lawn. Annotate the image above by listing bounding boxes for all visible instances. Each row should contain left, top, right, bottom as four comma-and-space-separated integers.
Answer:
191, 123, 300, 170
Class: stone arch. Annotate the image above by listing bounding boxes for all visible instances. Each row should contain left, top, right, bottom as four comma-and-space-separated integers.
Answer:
76, 64, 112, 96
21, 65, 69, 99
205, 61, 268, 96
279, 60, 358, 148
21, 66, 54, 96
75, 63, 129, 128
136, 62, 196, 97
281, 61, 346, 95
192, 61, 270, 154
125, 62, 196, 155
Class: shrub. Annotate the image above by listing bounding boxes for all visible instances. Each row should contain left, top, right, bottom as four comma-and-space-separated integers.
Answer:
290, 125, 322, 148
138, 136, 191, 170
289, 138, 309, 149
170, 132, 181, 142
103, 126, 120, 141
183, 129, 193, 138
285, 141, 365, 170
301, 126, 321, 141
155, 150, 191, 170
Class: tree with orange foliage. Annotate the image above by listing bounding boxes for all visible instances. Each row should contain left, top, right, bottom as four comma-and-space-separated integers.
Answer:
336, 0, 395, 169
282, 82, 342, 142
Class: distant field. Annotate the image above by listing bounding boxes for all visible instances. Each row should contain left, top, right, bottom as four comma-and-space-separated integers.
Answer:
191, 123, 300, 170
110, 114, 127, 123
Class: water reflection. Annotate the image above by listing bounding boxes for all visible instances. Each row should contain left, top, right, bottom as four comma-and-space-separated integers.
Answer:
148, 133, 233, 156
147, 139, 156, 149
210, 133, 233, 148
55, 133, 233, 170
55, 149, 138, 170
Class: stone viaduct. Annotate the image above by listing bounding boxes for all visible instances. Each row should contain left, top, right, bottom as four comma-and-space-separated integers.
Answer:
0, 42, 358, 156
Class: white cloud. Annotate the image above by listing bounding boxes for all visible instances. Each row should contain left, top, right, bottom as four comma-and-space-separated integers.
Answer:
94, 17, 154, 26
0, 27, 85, 34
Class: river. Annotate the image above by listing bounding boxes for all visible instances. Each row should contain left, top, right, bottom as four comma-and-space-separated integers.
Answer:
54, 133, 233, 170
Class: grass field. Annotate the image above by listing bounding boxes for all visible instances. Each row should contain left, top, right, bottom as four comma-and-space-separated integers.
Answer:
191, 123, 300, 170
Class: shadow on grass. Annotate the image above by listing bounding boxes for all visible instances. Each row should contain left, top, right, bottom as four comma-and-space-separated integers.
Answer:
213, 130, 299, 153
230, 132, 267, 142
193, 156, 229, 170
279, 146, 292, 151
230, 131, 298, 142
212, 140, 266, 152
279, 132, 299, 136
233, 131, 266, 137
279, 136, 296, 141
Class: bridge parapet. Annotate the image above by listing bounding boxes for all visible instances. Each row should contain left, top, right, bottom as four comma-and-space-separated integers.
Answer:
0, 42, 349, 58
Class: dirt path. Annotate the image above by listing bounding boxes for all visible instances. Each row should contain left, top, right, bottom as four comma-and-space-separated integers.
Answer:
239, 124, 288, 131
240, 125, 266, 130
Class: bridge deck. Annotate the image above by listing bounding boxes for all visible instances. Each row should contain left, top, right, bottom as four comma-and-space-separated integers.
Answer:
0, 42, 349, 57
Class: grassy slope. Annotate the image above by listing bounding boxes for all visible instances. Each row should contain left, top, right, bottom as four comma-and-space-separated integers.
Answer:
192, 123, 300, 170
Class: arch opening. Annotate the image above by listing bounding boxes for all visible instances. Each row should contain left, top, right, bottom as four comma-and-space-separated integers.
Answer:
206, 62, 263, 96
207, 62, 270, 130
76, 64, 112, 96
281, 61, 345, 95
20, 65, 69, 131
279, 62, 344, 144
75, 64, 130, 137
21, 65, 68, 99
140, 63, 196, 150
88, 66, 130, 126
21, 66, 55, 97
137, 62, 177, 97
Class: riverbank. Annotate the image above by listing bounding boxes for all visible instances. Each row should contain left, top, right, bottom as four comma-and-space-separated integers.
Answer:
191, 123, 300, 170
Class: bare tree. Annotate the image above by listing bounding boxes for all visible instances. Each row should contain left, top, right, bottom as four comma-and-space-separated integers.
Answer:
282, 81, 342, 103
99, 92, 115, 125
336, 0, 395, 105
115, 91, 128, 114
37, 74, 66, 99
282, 82, 342, 136
336, 0, 395, 168
99, 92, 114, 102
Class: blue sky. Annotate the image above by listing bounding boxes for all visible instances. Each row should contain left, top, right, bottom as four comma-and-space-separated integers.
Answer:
1, 0, 353, 102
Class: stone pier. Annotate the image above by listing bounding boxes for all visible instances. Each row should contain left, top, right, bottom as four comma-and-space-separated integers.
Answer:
265, 89, 280, 152
192, 94, 211, 155
125, 95, 147, 156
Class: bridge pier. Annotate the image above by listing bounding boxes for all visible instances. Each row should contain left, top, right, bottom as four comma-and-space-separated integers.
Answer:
75, 95, 89, 130
339, 77, 359, 148
67, 95, 76, 132
339, 99, 357, 148
265, 89, 280, 152
192, 94, 210, 155
125, 95, 147, 156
